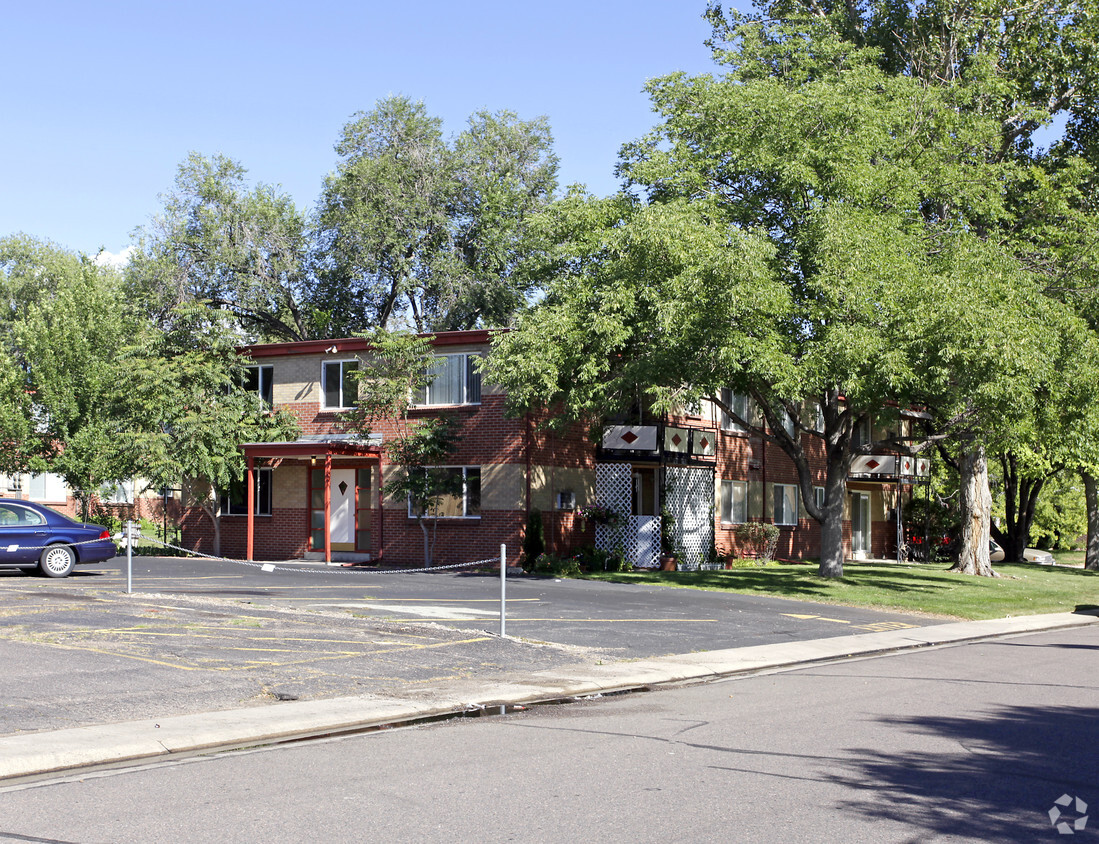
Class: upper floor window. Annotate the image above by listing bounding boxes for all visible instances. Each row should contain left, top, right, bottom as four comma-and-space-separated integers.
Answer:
852, 415, 872, 449
721, 479, 747, 524
773, 483, 798, 526
242, 365, 273, 408
221, 468, 272, 516
322, 360, 359, 410
720, 389, 750, 433
778, 407, 796, 438
28, 473, 66, 502
413, 354, 481, 406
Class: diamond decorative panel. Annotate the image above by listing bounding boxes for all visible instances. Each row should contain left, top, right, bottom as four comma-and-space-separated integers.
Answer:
664, 427, 689, 454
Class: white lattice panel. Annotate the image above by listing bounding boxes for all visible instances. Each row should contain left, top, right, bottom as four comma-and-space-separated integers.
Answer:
595, 463, 632, 558
665, 466, 714, 570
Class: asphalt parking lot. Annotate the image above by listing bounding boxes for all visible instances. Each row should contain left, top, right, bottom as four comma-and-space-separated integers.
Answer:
0, 555, 940, 737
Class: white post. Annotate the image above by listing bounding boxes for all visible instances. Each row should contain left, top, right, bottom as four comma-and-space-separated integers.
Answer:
500, 543, 507, 637
126, 518, 133, 595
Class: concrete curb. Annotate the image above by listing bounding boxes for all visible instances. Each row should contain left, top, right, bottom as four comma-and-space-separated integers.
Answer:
2, 610, 1095, 783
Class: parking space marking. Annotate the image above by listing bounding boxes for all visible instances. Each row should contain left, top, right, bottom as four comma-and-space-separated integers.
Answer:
782, 612, 921, 631
11, 629, 494, 671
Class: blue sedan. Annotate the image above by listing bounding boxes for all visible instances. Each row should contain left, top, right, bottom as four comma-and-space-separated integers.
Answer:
0, 500, 117, 577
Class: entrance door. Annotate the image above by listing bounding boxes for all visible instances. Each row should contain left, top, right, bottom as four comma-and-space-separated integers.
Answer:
329, 469, 356, 547
851, 492, 870, 559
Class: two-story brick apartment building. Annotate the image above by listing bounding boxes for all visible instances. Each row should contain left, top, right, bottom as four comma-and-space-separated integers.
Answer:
180, 330, 927, 567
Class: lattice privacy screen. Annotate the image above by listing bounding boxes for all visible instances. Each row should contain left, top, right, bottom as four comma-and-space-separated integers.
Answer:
594, 463, 660, 568
665, 465, 715, 570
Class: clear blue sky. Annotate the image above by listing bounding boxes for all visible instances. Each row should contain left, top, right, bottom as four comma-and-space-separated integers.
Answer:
1, 1, 739, 259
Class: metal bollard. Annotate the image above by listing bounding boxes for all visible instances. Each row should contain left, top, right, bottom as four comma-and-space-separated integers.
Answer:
126, 519, 133, 594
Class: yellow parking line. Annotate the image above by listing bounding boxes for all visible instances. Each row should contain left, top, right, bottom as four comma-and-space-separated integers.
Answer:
781, 613, 851, 624
19, 635, 493, 671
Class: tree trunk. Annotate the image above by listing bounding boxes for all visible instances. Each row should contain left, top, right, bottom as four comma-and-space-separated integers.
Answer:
950, 444, 996, 576
817, 457, 848, 578
997, 452, 1045, 562
1083, 470, 1099, 571
418, 515, 431, 566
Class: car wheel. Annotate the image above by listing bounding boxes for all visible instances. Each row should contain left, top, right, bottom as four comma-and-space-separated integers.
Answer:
39, 544, 75, 578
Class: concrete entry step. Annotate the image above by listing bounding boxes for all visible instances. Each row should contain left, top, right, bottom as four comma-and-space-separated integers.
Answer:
302, 551, 372, 564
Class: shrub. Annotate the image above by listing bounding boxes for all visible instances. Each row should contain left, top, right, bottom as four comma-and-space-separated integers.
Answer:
734, 521, 780, 562
522, 510, 545, 571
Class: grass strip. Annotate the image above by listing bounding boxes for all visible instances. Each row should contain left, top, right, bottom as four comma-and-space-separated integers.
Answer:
581, 562, 1099, 620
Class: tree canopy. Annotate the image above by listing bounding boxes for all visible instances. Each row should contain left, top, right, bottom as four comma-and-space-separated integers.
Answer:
312, 96, 558, 334
489, 5, 1092, 577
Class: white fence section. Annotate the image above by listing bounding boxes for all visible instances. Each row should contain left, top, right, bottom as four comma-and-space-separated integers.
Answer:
665, 465, 714, 570
630, 514, 660, 569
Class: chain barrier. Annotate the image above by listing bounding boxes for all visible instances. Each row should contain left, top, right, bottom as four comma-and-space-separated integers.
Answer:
9, 535, 117, 553
132, 532, 499, 576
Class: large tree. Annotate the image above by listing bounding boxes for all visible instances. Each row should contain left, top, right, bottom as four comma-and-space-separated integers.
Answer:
128, 153, 315, 342
124, 305, 300, 555
490, 19, 1054, 577
1, 237, 145, 516
702, 2, 1099, 573
311, 96, 558, 334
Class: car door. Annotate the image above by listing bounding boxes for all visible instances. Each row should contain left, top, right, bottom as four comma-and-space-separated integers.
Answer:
0, 502, 49, 564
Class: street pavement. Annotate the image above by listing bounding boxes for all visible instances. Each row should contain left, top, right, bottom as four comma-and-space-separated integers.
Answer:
1, 555, 1096, 782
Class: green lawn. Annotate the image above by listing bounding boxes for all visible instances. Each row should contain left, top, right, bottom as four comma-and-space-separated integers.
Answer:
582, 561, 1099, 620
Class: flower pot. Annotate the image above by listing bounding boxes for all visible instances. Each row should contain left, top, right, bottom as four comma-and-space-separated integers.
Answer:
659, 555, 677, 571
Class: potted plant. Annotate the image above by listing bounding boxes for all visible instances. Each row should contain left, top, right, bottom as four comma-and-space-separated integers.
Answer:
659, 506, 677, 570
577, 503, 620, 528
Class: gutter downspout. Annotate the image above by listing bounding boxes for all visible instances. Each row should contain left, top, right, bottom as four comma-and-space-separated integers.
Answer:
246, 455, 255, 563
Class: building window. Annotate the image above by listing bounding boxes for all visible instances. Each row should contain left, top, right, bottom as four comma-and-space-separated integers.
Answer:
221, 469, 272, 516
720, 389, 750, 433
852, 415, 872, 449
776, 406, 796, 438
100, 480, 135, 504
814, 486, 826, 511
407, 467, 481, 519
322, 360, 359, 409
413, 355, 481, 406
242, 364, 274, 408
721, 480, 747, 524
28, 473, 66, 502
773, 483, 798, 526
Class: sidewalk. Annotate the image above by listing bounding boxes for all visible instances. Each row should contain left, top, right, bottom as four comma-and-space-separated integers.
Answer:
2, 609, 1095, 783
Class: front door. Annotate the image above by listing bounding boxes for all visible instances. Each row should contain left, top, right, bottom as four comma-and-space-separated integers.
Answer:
329, 469, 356, 549
851, 492, 870, 559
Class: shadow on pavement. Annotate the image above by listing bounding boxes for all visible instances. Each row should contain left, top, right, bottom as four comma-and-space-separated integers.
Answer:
832, 703, 1098, 841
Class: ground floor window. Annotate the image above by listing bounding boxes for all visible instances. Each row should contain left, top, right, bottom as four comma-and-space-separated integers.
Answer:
773, 483, 798, 526
720, 479, 747, 524
221, 468, 272, 516
407, 467, 481, 519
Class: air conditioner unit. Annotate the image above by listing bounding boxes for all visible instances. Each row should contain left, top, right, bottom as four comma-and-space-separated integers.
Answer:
556, 491, 576, 511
